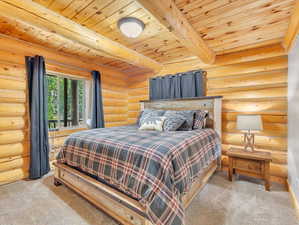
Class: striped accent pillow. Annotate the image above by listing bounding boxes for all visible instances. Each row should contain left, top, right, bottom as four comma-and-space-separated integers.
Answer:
164, 110, 196, 131
163, 116, 186, 131
193, 110, 208, 129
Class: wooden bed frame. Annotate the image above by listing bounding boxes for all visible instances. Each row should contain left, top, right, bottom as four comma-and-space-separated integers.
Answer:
54, 96, 222, 225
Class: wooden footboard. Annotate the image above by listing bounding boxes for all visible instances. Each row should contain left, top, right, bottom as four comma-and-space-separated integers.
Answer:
53, 160, 217, 225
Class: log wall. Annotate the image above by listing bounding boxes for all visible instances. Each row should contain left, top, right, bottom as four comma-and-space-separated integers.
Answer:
0, 35, 129, 185
0, 37, 289, 186
128, 44, 288, 184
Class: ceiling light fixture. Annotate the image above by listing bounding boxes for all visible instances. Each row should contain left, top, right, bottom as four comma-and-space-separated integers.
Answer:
118, 17, 145, 38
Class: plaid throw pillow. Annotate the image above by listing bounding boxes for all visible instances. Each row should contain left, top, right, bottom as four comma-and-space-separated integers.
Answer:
193, 110, 208, 129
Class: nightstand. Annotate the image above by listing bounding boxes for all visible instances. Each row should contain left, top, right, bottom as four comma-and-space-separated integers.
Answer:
227, 148, 272, 191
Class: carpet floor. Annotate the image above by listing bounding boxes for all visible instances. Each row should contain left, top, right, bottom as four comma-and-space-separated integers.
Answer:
0, 171, 298, 225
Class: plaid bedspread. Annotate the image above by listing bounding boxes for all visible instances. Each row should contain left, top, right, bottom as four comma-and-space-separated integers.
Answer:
56, 125, 221, 225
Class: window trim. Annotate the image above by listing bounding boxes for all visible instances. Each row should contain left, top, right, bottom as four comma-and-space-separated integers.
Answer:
47, 70, 91, 131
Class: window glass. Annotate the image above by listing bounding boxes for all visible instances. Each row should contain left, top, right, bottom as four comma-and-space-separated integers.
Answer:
47, 74, 87, 129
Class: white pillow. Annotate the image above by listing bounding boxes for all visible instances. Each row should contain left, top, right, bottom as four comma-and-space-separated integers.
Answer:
139, 116, 166, 132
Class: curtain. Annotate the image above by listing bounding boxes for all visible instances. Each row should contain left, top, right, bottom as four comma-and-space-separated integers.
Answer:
91, 71, 105, 129
150, 70, 206, 100
26, 55, 50, 179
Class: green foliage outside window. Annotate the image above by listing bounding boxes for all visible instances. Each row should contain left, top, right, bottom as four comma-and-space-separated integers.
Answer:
47, 75, 58, 121
46, 74, 86, 129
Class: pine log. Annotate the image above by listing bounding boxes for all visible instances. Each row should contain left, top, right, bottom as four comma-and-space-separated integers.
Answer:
0, 156, 29, 172
0, 117, 25, 130
222, 133, 287, 152
0, 143, 27, 158
0, 103, 26, 116
0, 168, 28, 185
0, 130, 24, 145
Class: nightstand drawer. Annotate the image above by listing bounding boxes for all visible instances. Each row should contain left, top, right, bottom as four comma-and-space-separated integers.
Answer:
233, 158, 261, 173
227, 148, 271, 191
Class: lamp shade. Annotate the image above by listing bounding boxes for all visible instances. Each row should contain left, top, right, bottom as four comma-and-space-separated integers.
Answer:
236, 115, 263, 131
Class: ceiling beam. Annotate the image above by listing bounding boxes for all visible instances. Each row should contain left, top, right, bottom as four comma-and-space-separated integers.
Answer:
0, 33, 129, 80
136, 0, 215, 64
0, 0, 163, 72
283, 0, 299, 52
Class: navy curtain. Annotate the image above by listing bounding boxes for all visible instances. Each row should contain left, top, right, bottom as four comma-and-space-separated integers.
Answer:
91, 71, 104, 129
150, 70, 206, 100
26, 56, 50, 179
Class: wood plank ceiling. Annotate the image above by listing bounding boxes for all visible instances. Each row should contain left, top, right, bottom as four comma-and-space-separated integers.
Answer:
0, 0, 295, 75
175, 0, 294, 54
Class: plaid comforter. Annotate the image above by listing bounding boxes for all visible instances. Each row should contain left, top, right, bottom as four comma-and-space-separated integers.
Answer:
57, 125, 221, 225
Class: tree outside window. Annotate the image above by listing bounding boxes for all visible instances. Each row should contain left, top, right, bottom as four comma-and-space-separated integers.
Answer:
46, 74, 86, 130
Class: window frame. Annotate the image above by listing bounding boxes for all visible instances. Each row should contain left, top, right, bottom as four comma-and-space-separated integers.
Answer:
46, 71, 91, 131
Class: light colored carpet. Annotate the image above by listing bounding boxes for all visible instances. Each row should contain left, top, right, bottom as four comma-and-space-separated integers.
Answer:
0, 172, 298, 225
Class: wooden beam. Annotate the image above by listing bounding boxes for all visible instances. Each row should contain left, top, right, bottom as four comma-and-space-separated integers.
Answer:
0, 34, 127, 80
283, 0, 299, 52
0, 0, 162, 72
136, 0, 215, 64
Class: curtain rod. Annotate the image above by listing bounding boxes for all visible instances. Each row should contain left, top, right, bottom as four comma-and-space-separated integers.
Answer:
151, 70, 207, 79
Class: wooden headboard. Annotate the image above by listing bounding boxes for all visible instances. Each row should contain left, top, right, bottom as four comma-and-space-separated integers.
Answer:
140, 96, 223, 137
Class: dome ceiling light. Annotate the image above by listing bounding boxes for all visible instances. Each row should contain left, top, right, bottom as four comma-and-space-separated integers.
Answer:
118, 17, 145, 38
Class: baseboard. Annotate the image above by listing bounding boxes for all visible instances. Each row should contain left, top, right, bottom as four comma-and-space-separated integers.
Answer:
287, 180, 299, 218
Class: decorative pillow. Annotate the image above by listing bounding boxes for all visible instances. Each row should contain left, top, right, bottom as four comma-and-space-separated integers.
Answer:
139, 109, 165, 126
139, 116, 166, 131
163, 116, 186, 131
178, 121, 191, 131
163, 110, 196, 131
193, 110, 208, 129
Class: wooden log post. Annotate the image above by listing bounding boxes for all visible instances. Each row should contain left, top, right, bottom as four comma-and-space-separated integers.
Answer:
137, 0, 215, 64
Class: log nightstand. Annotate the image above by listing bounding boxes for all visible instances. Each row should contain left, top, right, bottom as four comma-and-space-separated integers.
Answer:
227, 148, 272, 191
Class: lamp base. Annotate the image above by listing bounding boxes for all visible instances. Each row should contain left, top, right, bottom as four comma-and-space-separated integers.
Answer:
243, 132, 255, 152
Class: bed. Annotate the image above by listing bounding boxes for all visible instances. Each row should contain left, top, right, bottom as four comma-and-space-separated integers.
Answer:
53, 96, 222, 225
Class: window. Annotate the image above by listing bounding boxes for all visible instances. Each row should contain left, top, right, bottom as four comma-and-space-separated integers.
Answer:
47, 73, 90, 130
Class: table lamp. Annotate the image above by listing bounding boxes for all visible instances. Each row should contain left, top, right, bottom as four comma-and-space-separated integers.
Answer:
236, 115, 263, 152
